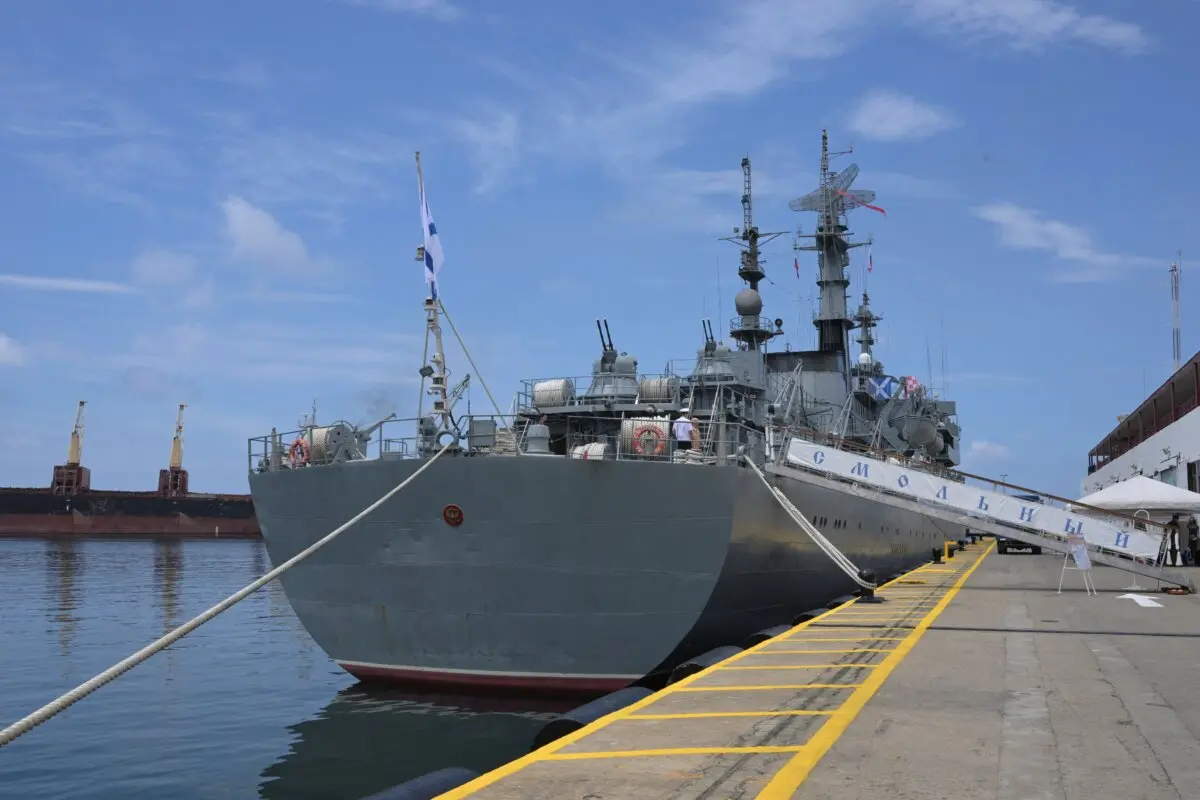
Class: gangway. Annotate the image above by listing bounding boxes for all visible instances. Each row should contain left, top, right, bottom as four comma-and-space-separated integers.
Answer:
774, 436, 1196, 593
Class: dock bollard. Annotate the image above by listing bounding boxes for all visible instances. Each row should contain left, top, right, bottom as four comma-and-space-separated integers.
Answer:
957, 538, 968, 550
944, 541, 955, 560
931, 547, 943, 564
855, 569, 886, 604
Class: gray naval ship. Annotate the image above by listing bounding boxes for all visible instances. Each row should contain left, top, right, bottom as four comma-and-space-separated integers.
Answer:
247, 131, 963, 695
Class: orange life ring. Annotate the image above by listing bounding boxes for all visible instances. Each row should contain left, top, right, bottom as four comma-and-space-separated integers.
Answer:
631, 424, 666, 456
289, 438, 310, 466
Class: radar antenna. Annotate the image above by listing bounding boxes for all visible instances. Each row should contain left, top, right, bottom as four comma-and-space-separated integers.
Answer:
1170, 255, 1182, 371
720, 157, 787, 351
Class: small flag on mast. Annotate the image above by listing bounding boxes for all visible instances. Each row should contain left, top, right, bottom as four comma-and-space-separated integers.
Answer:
868, 245, 873, 273
794, 257, 800, 279
419, 169, 444, 300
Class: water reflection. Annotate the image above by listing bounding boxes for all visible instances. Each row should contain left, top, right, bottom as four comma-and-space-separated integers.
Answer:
44, 539, 82, 662
259, 687, 574, 800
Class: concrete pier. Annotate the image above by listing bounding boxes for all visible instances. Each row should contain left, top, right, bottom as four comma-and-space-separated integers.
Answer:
440, 542, 1200, 799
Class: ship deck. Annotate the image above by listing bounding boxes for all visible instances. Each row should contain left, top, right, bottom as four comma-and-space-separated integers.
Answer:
438, 541, 1200, 799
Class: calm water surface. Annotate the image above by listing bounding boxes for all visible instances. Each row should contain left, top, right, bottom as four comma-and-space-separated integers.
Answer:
0, 537, 564, 799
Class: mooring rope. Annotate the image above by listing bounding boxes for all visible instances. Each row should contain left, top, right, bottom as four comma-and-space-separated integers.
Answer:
742, 451, 876, 589
0, 441, 455, 748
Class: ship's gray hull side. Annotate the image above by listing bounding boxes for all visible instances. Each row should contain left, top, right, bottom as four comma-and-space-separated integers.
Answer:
248, 455, 949, 694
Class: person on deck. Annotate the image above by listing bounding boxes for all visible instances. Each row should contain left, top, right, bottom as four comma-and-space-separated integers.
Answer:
1162, 514, 1182, 566
1188, 516, 1199, 566
673, 409, 694, 452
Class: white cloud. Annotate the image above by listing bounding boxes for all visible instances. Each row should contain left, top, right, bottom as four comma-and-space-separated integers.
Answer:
848, 90, 958, 142
445, 0, 1144, 198
447, 109, 521, 195
110, 320, 420, 384
131, 249, 196, 285
0, 333, 26, 366
905, 0, 1149, 53
968, 440, 1011, 460
974, 202, 1158, 281
221, 196, 316, 273
0, 274, 135, 293
342, 0, 462, 21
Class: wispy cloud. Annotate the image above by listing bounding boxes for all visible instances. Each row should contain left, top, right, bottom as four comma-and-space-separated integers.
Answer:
341, 0, 464, 22
131, 249, 196, 285
974, 202, 1159, 281
442, 0, 1144, 195
0, 333, 26, 366
905, 0, 1150, 54
967, 440, 1012, 460
848, 89, 959, 142
0, 274, 136, 293
446, 108, 521, 195
109, 321, 421, 384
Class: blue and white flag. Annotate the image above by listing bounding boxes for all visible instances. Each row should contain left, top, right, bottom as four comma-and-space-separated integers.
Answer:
419, 180, 443, 300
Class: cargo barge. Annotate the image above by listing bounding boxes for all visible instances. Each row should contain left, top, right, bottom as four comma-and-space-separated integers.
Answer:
0, 401, 259, 538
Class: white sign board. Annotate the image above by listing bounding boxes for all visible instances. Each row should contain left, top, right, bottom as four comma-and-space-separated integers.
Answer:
784, 439, 1162, 559
1066, 532, 1091, 570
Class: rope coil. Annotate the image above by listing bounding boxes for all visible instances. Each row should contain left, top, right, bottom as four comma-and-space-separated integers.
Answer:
0, 441, 455, 749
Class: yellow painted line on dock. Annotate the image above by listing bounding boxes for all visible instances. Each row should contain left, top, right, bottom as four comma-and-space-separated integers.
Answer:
629, 709, 834, 720
723, 664, 881, 671
438, 545, 989, 800
761, 649, 894, 655
672, 682, 864, 692
754, 541, 994, 798
778, 637, 906, 643
542, 745, 808, 761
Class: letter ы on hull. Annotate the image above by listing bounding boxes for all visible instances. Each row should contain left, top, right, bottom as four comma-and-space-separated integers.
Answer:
246, 133, 966, 695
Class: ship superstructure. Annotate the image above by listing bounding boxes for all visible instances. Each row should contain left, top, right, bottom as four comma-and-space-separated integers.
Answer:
245, 133, 973, 695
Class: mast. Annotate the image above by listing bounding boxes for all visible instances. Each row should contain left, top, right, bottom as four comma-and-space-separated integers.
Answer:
415, 151, 451, 434
1170, 255, 1181, 372
721, 157, 785, 352
790, 130, 876, 388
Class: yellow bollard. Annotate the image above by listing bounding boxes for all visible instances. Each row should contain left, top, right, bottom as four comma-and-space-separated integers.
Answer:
944, 541, 955, 559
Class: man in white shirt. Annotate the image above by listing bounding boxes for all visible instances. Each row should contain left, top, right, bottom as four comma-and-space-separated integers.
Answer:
673, 409, 694, 452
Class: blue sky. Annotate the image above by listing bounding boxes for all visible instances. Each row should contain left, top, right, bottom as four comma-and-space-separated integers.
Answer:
1, 0, 1196, 498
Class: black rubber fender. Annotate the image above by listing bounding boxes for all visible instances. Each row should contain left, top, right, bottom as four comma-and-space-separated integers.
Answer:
530, 686, 654, 751
792, 608, 828, 625
825, 594, 856, 609
358, 767, 481, 800
668, 645, 744, 685
742, 624, 794, 649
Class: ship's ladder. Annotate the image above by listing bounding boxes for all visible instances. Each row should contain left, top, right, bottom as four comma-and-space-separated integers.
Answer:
775, 440, 1196, 593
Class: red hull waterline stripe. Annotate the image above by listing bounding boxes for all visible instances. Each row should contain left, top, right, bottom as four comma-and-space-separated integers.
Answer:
338, 661, 640, 695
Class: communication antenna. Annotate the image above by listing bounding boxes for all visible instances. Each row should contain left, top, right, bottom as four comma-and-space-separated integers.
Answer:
1170, 254, 1182, 371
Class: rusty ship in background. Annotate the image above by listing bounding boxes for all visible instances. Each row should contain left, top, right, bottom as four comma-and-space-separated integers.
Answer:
0, 401, 260, 538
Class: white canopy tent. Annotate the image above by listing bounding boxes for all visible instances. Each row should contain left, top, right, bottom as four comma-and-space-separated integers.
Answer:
1076, 475, 1200, 516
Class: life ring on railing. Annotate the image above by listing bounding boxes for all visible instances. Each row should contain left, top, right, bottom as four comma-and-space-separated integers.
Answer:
289, 438, 310, 467
631, 424, 666, 457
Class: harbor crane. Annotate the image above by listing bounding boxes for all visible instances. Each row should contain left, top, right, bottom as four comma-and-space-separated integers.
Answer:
158, 404, 189, 497
51, 401, 91, 495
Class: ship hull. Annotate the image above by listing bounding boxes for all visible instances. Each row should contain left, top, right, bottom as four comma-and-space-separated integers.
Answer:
249, 454, 948, 695
0, 489, 260, 537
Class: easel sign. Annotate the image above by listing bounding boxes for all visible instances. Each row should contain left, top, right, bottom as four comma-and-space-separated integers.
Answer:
1059, 532, 1097, 595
